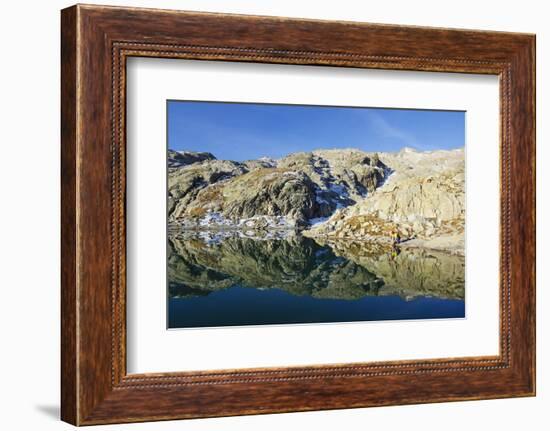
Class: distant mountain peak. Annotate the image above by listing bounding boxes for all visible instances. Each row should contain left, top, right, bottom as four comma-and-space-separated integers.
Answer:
167, 150, 216, 168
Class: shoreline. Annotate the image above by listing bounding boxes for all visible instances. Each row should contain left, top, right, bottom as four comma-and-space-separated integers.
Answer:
168, 223, 464, 256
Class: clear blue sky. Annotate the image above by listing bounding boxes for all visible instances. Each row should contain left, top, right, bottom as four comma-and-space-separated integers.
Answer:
167, 100, 464, 161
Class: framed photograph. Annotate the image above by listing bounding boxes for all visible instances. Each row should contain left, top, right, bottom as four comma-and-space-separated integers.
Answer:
61, 4, 536, 425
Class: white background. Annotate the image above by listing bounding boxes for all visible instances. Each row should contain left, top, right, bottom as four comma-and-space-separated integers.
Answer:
127, 59, 500, 373
0, 0, 547, 430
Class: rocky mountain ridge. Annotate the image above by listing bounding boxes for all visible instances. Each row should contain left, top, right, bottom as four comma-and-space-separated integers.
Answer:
304, 148, 465, 254
168, 147, 465, 254
168, 148, 390, 228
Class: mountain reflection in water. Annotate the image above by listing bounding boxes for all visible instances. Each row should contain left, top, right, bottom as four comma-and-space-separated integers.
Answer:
167, 231, 465, 328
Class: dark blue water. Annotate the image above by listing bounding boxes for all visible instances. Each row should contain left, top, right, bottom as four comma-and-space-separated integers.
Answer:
168, 285, 465, 328
167, 234, 465, 329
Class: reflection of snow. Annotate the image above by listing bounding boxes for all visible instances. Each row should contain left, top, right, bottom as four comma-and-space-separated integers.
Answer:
309, 216, 329, 227
237, 215, 295, 229
173, 228, 297, 243
188, 212, 297, 232
197, 231, 225, 246
198, 212, 232, 227
196, 212, 294, 229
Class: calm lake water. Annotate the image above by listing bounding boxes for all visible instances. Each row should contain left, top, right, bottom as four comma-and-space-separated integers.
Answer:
167, 233, 465, 329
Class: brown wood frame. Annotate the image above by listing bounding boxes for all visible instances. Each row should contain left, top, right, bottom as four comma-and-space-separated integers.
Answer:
61, 4, 536, 426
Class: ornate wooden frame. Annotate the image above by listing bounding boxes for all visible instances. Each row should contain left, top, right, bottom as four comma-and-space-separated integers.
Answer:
61, 4, 536, 425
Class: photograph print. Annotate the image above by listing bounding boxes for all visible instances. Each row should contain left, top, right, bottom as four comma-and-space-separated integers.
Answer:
167, 101, 466, 329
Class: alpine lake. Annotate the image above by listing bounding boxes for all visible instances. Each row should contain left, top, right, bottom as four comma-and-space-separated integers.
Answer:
167, 228, 465, 329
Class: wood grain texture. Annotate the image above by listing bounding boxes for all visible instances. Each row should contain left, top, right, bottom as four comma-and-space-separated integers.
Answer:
60, 4, 536, 425
60, 5, 78, 425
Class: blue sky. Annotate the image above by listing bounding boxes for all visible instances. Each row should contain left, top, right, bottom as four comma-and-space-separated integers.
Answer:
167, 100, 464, 161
